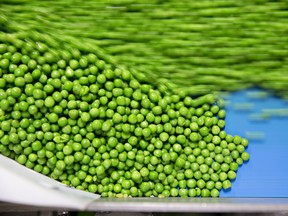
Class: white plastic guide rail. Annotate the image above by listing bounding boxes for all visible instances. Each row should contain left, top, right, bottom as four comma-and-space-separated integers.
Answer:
0, 154, 100, 210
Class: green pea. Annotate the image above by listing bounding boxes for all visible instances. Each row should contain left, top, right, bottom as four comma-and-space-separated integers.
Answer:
188, 189, 197, 197
237, 145, 245, 153
241, 138, 249, 147
241, 152, 250, 161
223, 180, 232, 190
175, 157, 185, 168
170, 188, 178, 197
139, 182, 150, 193
44, 96, 55, 108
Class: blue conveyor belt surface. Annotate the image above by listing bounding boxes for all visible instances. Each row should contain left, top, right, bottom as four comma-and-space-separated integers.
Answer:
221, 89, 288, 197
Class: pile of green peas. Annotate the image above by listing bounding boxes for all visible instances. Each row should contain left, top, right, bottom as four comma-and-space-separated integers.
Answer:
0, 31, 250, 198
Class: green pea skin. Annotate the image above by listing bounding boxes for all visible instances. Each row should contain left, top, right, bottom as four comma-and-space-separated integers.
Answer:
170, 188, 179, 197
223, 180, 232, 190
241, 152, 250, 161
211, 188, 220, 197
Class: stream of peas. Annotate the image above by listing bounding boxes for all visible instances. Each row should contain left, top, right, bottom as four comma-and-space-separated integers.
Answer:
0, 31, 250, 198
1, 0, 288, 98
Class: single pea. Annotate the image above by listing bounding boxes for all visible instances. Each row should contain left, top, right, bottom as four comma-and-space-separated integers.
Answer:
154, 183, 164, 194
97, 74, 106, 84
226, 134, 234, 143
131, 170, 141, 182
188, 189, 197, 197
236, 158, 243, 166
27, 105, 38, 115
189, 122, 198, 132
223, 180, 232, 190
149, 171, 158, 181
132, 125, 145, 137
17, 154, 27, 165
80, 112, 90, 123
220, 140, 228, 148
199, 126, 209, 136
221, 163, 230, 172
159, 151, 171, 162
186, 154, 195, 164
214, 146, 223, 154
218, 110, 226, 119
140, 127, 150, 138
122, 180, 131, 190
211, 125, 220, 135
215, 154, 224, 163
172, 144, 182, 153
0, 99, 10, 111
127, 113, 137, 125
230, 150, 239, 160
14, 77, 25, 87
44, 96, 55, 108
189, 132, 198, 142
178, 188, 187, 198
228, 143, 236, 151
152, 106, 162, 115
170, 188, 178, 197
205, 180, 215, 190
128, 79, 139, 89
233, 135, 242, 145
217, 120, 226, 129
241, 152, 250, 161
192, 148, 201, 157
182, 168, 193, 179
183, 146, 192, 156
175, 157, 185, 168
200, 164, 209, 173
227, 170, 236, 180
140, 182, 150, 193
212, 135, 221, 144
237, 145, 245, 153
215, 182, 223, 190
211, 188, 220, 197
31, 140, 42, 151
196, 156, 205, 165
175, 134, 186, 145
223, 155, 232, 164
201, 189, 211, 197
96, 165, 105, 176
210, 173, 219, 182
241, 138, 249, 147
210, 105, 220, 114
218, 172, 228, 182
196, 179, 205, 189
145, 112, 155, 123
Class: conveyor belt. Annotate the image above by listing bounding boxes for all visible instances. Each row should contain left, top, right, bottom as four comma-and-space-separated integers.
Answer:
221, 89, 288, 197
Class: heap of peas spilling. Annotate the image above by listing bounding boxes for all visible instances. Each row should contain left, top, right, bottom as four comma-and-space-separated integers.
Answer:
0, 31, 250, 198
